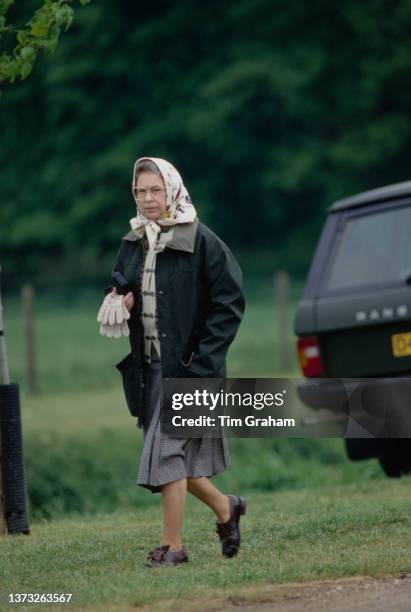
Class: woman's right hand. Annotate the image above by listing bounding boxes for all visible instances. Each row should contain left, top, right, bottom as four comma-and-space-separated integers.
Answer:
124, 291, 135, 312
111, 287, 135, 312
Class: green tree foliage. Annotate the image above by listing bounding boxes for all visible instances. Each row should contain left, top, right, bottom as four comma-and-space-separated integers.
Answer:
1, 0, 411, 287
0, 0, 90, 85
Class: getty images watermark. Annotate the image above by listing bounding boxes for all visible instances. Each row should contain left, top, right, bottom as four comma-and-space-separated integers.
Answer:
170, 386, 293, 428
160, 377, 411, 438
161, 378, 301, 438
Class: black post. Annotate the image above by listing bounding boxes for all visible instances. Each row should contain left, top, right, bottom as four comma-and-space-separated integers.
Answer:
0, 266, 30, 535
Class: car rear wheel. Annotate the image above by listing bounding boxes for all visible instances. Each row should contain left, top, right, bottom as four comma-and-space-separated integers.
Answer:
345, 439, 411, 477
345, 438, 380, 461
378, 440, 411, 477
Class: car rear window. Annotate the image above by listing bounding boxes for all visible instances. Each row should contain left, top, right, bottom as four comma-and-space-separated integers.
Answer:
325, 204, 410, 291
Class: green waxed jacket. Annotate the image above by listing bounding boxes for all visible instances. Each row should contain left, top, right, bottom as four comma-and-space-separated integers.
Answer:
114, 217, 245, 422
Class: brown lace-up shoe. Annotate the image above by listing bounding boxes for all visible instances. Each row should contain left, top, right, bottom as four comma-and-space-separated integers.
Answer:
144, 545, 189, 568
216, 494, 247, 558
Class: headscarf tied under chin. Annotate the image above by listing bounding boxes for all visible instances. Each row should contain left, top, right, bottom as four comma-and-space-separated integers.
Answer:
129, 157, 197, 250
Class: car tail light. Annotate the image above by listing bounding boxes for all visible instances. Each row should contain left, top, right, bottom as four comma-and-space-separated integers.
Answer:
297, 335, 325, 377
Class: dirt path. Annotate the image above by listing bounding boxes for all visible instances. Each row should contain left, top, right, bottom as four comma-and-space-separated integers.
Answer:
145, 573, 411, 612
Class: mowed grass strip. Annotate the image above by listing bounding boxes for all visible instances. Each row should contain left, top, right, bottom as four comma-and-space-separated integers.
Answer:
1, 479, 410, 609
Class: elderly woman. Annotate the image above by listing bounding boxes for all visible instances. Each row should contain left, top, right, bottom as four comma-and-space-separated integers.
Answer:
106, 157, 245, 567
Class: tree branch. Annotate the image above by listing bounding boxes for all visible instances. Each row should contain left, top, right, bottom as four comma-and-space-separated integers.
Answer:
0, 0, 91, 87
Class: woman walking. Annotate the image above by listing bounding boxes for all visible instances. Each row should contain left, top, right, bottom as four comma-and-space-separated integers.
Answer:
108, 157, 245, 567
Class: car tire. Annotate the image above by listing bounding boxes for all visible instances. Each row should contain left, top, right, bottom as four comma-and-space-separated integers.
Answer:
345, 439, 411, 477
378, 439, 411, 478
344, 438, 380, 461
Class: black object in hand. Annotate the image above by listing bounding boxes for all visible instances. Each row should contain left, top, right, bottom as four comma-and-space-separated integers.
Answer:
112, 271, 131, 295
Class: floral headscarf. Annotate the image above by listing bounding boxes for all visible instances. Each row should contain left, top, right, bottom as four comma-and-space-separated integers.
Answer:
129, 157, 197, 247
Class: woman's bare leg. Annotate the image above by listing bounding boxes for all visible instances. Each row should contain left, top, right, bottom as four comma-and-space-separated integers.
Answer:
160, 478, 187, 551
187, 477, 230, 523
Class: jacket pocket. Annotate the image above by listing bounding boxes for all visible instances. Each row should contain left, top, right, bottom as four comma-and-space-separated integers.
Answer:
115, 353, 144, 417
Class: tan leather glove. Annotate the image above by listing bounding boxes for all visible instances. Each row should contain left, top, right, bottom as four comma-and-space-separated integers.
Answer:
97, 294, 130, 338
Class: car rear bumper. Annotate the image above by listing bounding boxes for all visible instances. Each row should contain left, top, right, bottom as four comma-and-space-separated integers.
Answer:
297, 376, 411, 438
298, 375, 411, 409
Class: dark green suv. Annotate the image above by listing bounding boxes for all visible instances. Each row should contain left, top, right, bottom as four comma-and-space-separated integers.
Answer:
295, 180, 411, 477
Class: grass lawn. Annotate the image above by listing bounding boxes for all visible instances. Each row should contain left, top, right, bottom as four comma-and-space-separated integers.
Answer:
0, 479, 410, 610
3, 282, 408, 609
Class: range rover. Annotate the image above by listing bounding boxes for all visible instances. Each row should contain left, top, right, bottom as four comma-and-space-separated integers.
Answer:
295, 180, 411, 477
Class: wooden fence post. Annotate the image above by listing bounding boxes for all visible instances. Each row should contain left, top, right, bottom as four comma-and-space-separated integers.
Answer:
21, 285, 37, 394
274, 270, 291, 372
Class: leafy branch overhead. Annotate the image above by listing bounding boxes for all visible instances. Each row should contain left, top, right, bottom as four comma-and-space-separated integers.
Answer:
0, 0, 90, 84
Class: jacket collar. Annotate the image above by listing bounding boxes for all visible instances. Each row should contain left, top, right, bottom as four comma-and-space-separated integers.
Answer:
122, 216, 198, 253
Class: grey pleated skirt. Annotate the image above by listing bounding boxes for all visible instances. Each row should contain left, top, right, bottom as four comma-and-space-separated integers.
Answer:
136, 357, 231, 493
